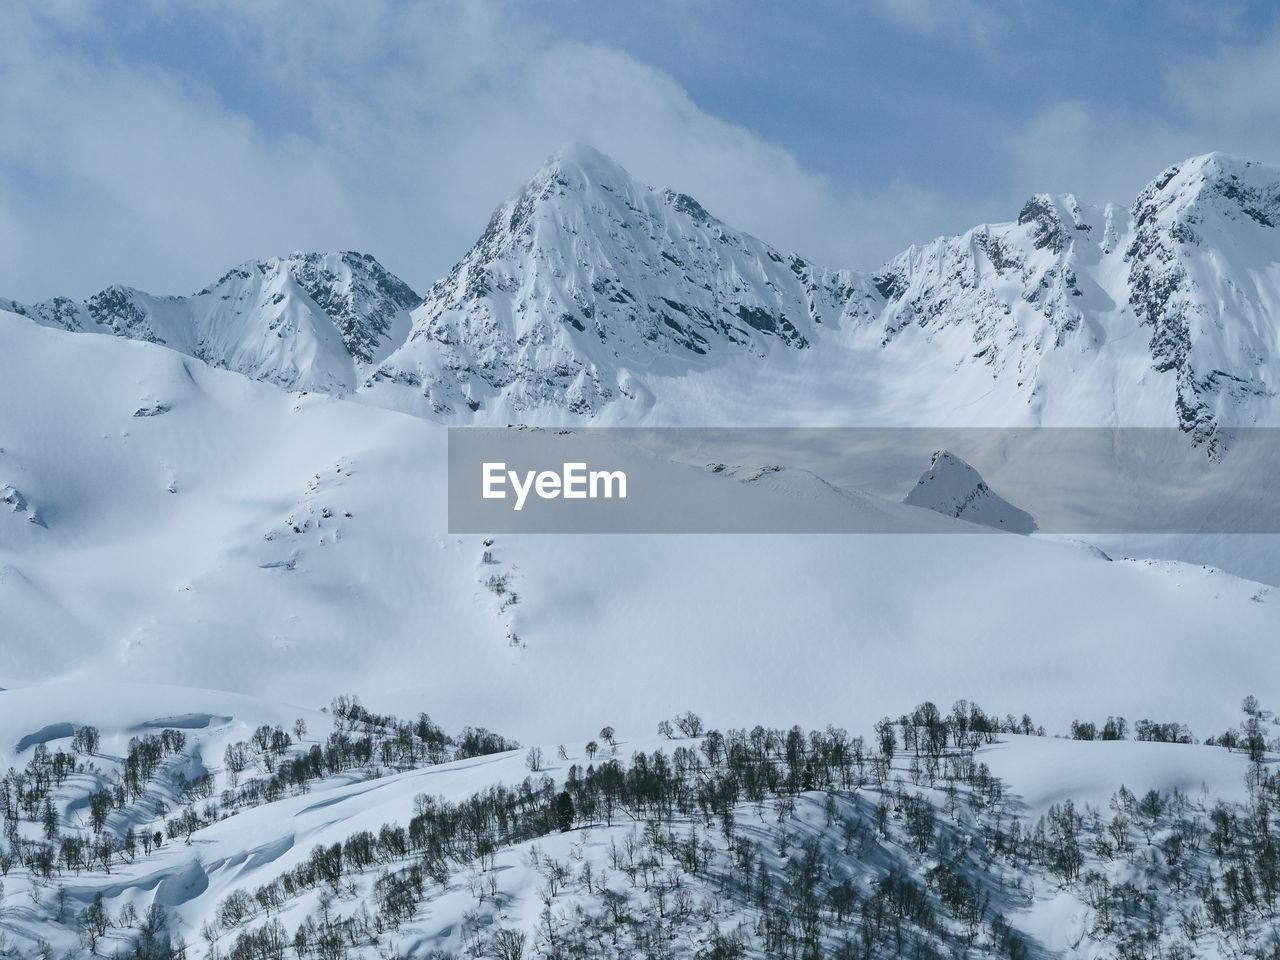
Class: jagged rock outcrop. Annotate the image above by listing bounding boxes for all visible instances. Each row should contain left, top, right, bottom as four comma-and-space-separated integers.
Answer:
904, 450, 1037, 534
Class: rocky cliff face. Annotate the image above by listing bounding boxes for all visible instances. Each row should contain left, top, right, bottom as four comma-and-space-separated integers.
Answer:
1122, 155, 1280, 438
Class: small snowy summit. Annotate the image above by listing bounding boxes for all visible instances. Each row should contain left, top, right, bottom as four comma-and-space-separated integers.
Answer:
1, 251, 421, 394
904, 450, 1037, 533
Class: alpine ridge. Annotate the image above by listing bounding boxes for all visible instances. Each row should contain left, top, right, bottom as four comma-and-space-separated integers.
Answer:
1, 251, 422, 394
4, 147, 1279, 431
865, 151, 1280, 433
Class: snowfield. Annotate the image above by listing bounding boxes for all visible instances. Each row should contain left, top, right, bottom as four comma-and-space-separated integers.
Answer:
1, 313, 1277, 744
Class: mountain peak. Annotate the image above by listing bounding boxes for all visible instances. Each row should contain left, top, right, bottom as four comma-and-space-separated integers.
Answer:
1016, 193, 1093, 253
524, 145, 727, 235
9, 148, 1280, 432
1119, 151, 1280, 437
1160, 150, 1257, 181
370, 147, 862, 418
543, 142, 629, 184
1135, 152, 1279, 232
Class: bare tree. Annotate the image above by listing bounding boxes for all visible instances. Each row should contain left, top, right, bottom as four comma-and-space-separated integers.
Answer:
526, 746, 545, 772
489, 927, 527, 960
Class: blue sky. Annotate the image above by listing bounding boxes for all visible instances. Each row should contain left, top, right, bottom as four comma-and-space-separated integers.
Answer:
3, 0, 1280, 301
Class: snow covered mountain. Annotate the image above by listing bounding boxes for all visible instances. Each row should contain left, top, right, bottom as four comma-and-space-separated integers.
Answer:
364, 144, 867, 418
867, 153, 1280, 434
358, 146, 1280, 430
3, 147, 1280, 958
1, 251, 421, 394
7, 148, 1277, 433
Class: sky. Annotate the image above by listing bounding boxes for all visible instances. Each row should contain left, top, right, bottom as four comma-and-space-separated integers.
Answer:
3, 0, 1280, 302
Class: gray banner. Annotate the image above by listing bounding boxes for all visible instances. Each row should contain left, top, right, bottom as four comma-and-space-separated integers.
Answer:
447, 427, 1280, 534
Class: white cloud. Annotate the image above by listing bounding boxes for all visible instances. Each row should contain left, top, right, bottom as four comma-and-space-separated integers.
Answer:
0, 0, 897, 300
873, 0, 1008, 47
207, 0, 888, 271
1000, 102, 1185, 207
1167, 28, 1280, 159
1000, 24, 1280, 215
0, 6, 364, 300
6, 1, 1279, 305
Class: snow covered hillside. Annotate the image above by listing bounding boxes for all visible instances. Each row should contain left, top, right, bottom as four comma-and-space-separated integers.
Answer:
1, 680, 1278, 959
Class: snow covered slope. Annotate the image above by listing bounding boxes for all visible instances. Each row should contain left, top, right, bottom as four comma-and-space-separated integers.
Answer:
1, 312, 1276, 744
0, 678, 1272, 959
